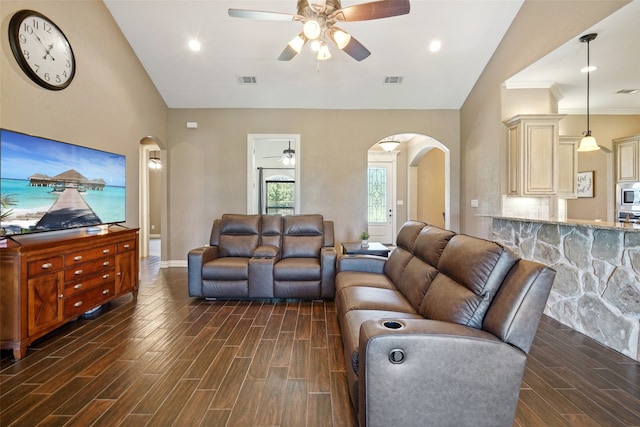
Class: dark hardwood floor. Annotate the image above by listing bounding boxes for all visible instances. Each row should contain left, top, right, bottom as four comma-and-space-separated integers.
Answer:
1, 255, 639, 426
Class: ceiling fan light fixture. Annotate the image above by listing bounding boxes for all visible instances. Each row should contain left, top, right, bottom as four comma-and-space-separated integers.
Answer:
303, 19, 321, 39
378, 140, 400, 151
310, 39, 322, 52
330, 28, 351, 50
288, 34, 306, 53
317, 43, 332, 60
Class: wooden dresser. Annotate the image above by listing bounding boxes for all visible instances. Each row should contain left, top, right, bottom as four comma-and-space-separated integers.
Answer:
0, 226, 139, 360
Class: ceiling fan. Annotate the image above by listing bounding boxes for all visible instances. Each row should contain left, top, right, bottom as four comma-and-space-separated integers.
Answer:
263, 141, 296, 165
228, 0, 410, 61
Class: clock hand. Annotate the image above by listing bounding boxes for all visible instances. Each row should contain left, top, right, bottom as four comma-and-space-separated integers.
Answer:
31, 32, 55, 60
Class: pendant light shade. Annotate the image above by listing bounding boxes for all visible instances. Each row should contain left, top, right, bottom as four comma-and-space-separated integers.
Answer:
577, 33, 599, 152
378, 140, 399, 151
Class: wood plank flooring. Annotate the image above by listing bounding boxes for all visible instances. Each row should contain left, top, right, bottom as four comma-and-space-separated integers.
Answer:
1, 255, 639, 426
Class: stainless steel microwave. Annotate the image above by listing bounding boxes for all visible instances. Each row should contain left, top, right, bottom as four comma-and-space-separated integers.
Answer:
617, 182, 640, 208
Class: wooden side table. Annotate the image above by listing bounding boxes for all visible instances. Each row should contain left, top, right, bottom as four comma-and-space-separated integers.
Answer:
341, 242, 390, 257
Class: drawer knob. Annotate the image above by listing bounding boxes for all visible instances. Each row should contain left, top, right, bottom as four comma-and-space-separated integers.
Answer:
74, 284, 83, 290
59, 294, 64, 299
74, 255, 83, 261
74, 301, 83, 308
102, 289, 110, 295
103, 249, 110, 254
103, 261, 110, 266
123, 244, 130, 249
103, 274, 110, 279
74, 269, 83, 275
42, 262, 53, 269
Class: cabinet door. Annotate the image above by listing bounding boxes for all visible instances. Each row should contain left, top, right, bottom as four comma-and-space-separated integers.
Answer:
558, 137, 578, 198
507, 126, 520, 195
523, 123, 557, 195
28, 272, 63, 336
617, 139, 639, 182
116, 250, 137, 295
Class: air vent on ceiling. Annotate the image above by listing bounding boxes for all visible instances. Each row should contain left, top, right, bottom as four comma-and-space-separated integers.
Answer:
383, 76, 403, 85
616, 89, 638, 94
238, 76, 257, 85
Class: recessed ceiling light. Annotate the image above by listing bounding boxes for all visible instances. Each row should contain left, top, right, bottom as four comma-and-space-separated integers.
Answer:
429, 40, 441, 52
580, 65, 597, 73
188, 39, 201, 51
383, 76, 403, 85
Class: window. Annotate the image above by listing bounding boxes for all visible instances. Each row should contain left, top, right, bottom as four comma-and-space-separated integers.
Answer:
266, 178, 295, 215
368, 167, 387, 222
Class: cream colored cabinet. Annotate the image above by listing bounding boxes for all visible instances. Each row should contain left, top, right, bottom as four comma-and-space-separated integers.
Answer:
614, 135, 640, 182
505, 114, 564, 196
557, 136, 579, 198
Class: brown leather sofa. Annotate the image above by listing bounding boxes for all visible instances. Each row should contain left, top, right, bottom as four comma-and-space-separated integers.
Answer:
335, 221, 556, 427
188, 214, 336, 299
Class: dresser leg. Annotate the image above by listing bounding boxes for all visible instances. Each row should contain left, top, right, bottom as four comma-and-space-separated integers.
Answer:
13, 345, 27, 361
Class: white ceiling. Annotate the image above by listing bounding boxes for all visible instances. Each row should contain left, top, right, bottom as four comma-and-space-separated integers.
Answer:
104, 0, 640, 113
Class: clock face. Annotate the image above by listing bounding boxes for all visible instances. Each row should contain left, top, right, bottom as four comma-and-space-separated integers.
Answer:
8, 10, 76, 90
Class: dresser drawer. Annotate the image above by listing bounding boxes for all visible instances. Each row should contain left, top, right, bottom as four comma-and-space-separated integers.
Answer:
64, 267, 116, 297
118, 239, 136, 253
65, 244, 117, 266
64, 281, 116, 318
64, 256, 116, 282
28, 256, 64, 276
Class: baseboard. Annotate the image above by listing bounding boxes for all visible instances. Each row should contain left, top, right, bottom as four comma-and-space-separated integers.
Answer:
160, 260, 187, 268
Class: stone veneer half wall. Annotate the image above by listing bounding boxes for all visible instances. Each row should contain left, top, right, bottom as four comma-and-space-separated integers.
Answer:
491, 217, 640, 362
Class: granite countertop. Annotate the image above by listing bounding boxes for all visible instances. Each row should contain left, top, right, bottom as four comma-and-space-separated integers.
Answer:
477, 214, 640, 233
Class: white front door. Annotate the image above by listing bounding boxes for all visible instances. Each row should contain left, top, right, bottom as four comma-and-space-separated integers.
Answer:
367, 154, 396, 244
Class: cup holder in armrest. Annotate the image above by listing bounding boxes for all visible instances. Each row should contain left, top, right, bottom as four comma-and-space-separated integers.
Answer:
382, 320, 404, 329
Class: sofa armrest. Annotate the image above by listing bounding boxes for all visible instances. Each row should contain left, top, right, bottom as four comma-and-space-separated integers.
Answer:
253, 244, 279, 259
187, 246, 219, 297
358, 319, 526, 427
337, 254, 386, 274
320, 246, 337, 298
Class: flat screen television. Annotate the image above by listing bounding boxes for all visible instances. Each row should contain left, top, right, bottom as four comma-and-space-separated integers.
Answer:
0, 129, 126, 236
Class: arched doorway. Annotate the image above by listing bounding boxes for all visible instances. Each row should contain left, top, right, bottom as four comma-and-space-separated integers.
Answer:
367, 133, 451, 242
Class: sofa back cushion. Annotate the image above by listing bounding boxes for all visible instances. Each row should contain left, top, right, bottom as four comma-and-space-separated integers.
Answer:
418, 234, 518, 329
383, 221, 424, 285
261, 215, 283, 248
395, 225, 456, 309
281, 214, 324, 258
218, 214, 261, 257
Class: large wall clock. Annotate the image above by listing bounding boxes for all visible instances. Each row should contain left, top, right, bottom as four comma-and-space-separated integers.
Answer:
8, 10, 76, 90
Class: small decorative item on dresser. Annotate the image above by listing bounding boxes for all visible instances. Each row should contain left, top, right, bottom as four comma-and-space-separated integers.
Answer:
359, 231, 370, 247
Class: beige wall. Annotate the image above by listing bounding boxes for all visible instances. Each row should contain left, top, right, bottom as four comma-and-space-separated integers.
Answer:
417, 148, 446, 228
560, 115, 640, 221
460, 0, 630, 238
1, 0, 168, 233
165, 109, 459, 261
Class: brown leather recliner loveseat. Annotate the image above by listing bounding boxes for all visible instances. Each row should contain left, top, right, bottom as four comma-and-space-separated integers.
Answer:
188, 214, 336, 299
335, 221, 556, 427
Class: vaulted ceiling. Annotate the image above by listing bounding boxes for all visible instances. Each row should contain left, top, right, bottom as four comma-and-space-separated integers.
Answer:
105, 0, 640, 113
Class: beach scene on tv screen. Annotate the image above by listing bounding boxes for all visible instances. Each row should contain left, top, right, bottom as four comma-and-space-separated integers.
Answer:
0, 130, 126, 235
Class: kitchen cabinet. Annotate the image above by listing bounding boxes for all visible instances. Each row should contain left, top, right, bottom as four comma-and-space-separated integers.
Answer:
614, 135, 640, 182
505, 114, 565, 196
0, 226, 138, 360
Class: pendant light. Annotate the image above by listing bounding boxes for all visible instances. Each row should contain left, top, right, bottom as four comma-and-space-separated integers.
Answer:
577, 33, 599, 152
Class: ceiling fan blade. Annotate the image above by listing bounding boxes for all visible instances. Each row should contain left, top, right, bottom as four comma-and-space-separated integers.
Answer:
278, 44, 300, 61
341, 35, 371, 61
228, 9, 296, 21
333, 0, 410, 22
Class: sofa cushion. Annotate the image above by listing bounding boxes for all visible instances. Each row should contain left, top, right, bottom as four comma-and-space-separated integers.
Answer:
383, 248, 413, 286
413, 225, 456, 268
419, 234, 518, 328
219, 214, 261, 257
261, 215, 283, 248
274, 257, 321, 281
282, 215, 324, 258
335, 271, 396, 292
202, 257, 249, 280
337, 286, 417, 319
